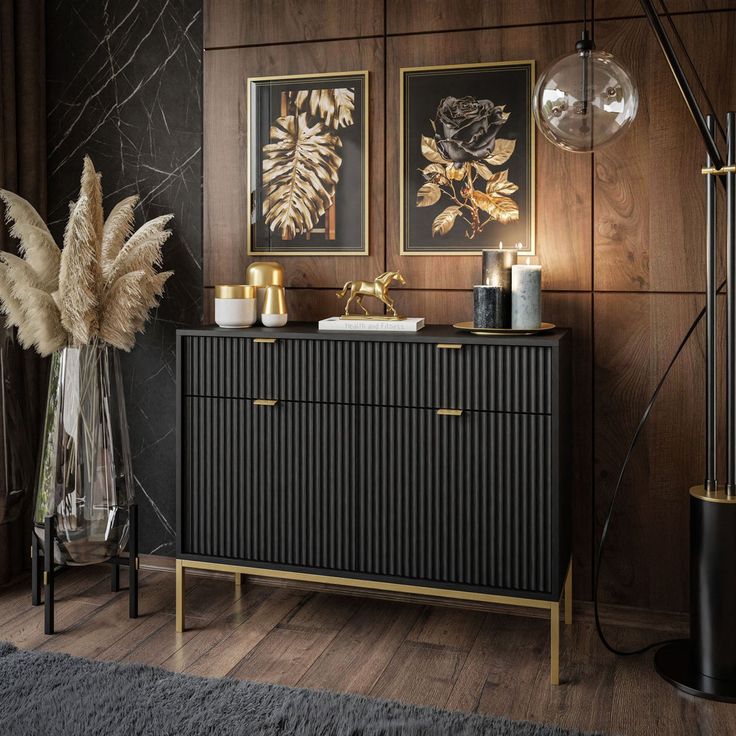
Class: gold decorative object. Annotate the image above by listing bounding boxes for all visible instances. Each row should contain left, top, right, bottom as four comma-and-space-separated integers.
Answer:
214, 285, 256, 299
247, 71, 369, 256
261, 284, 288, 327
245, 261, 284, 287
336, 271, 406, 319
453, 320, 555, 336
214, 285, 256, 328
263, 284, 287, 314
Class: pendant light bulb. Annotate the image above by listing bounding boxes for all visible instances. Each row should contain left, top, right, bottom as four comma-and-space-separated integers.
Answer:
533, 30, 639, 153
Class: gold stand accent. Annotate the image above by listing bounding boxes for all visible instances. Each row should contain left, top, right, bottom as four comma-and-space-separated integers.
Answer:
175, 559, 185, 633
175, 557, 573, 684
701, 165, 736, 175
234, 572, 244, 587
550, 600, 560, 686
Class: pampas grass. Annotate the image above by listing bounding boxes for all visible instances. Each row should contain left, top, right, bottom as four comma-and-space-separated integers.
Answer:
0, 155, 173, 356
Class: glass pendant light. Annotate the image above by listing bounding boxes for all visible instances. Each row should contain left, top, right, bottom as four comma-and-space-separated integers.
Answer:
533, 1, 639, 153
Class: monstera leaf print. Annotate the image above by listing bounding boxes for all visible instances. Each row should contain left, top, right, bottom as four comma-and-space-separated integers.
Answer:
262, 113, 343, 240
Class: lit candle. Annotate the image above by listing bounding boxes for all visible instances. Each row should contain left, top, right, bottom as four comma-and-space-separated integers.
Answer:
511, 258, 542, 329
480, 242, 517, 328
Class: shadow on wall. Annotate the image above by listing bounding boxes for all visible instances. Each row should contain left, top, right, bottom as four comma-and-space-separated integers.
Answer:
46, 0, 204, 556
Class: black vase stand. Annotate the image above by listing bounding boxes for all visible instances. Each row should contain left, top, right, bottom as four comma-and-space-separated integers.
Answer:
31, 503, 139, 635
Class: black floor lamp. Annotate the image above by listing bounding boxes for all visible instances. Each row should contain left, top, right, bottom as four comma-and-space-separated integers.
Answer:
534, 0, 736, 702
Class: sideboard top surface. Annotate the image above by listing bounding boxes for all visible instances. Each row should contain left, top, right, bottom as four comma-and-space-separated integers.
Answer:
178, 323, 569, 347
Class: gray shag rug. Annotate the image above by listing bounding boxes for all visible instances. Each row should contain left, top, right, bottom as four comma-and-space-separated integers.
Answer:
0, 642, 599, 735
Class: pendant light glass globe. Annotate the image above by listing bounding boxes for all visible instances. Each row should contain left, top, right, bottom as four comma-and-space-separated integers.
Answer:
533, 48, 638, 153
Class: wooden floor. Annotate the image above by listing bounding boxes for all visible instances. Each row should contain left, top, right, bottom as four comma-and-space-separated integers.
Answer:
1, 565, 735, 736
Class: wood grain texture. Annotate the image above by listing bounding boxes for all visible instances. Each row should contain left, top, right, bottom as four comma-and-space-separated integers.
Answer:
4, 567, 735, 736
386, 26, 592, 291
594, 293, 725, 611
386, 1, 583, 35
594, 13, 736, 292
201, 0, 736, 614
597, 0, 736, 18
204, 0, 384, 48
203, 38, 385, 288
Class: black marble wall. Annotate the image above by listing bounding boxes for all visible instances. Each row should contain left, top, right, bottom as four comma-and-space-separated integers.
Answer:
47, 0, 203, 555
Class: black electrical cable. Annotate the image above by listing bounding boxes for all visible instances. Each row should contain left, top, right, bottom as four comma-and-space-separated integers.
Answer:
593, 0, 728, 657
593, 281, 725, 655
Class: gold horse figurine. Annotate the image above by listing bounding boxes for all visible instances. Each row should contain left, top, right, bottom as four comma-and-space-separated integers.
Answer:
336, 271, 407, 319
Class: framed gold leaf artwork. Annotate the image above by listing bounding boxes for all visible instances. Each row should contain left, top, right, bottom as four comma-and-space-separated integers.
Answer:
247, 71, 369, 256
400, 62, 535, 256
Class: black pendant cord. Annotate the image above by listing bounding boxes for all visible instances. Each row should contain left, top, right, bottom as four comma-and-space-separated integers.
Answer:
593, 280, 726, 656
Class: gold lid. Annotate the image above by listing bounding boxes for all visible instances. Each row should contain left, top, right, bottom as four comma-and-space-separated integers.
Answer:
214, 284, 256, 299
262, 284, 287, 315
246, 261, 284, 287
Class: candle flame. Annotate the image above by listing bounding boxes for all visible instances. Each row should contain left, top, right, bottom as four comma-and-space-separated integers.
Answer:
499, 241, 503, 249
526, 257, 530, 265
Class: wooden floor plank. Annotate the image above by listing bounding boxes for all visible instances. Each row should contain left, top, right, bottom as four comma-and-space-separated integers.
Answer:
406, 605, 486, 652
298, 599, 423, 694
226, 592, 362, 685
446, 613, 546, 718
522, 620, 615, 735
34, 572, 177, 658
0, 565, 111, 628
370, 639, 470, 708
3, 567, 736, 736
175, 586, 306, 678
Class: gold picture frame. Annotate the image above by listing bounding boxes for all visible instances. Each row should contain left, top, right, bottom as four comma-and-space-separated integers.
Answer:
399, 61, 536, 256
246, 70, 370, 257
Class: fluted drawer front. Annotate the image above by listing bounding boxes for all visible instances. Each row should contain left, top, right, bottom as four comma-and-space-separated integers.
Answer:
182, 336, 551, 414
182, 397, 553, 594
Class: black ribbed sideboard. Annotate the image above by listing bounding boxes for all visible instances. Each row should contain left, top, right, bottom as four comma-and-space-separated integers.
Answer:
175, 324, 572, 684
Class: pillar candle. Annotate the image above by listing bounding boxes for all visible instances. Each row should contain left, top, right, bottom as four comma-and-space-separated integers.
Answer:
481, 245, 517, 288
474, 285, 508, 329
481, 245, 517, 328
511, 262, 542, 329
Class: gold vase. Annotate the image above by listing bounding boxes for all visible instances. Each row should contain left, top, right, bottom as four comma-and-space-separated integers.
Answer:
246, 261, 284, 321
261, 285, 288, 328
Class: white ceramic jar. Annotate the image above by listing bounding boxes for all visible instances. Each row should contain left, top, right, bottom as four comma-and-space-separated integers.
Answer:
214, 285, 257, 328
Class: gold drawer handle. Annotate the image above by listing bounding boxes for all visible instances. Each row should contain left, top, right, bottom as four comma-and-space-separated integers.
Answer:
253, 399, 278, 407
437, 409, 463, 416
436, 343, 462, 350
254, 338, 276, 344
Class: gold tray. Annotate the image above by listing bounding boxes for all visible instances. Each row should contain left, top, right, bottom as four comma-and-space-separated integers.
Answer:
453, 321, 556, 336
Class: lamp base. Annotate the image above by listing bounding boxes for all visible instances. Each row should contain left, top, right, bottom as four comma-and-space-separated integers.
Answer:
655, 640, 736, 702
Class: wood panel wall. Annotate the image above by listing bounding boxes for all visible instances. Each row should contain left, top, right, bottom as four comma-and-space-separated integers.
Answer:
204, 0, 736, 611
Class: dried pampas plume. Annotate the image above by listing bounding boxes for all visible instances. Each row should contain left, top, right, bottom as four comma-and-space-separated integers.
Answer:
0, 155, 174, 355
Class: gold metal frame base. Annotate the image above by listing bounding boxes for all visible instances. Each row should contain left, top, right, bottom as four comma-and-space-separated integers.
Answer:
690, 484, 736, 503
175, 558, 573, 685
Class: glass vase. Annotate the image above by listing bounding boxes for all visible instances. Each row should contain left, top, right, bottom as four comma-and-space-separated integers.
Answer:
34, 341, 133, 565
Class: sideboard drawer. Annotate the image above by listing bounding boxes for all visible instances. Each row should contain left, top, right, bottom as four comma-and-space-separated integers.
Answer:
181, 335, 552, 414
181, 395, 556, 595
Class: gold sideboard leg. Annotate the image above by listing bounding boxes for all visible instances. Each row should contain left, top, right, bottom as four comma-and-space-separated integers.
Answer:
550, 601, 560, 685
234, 572, 244, 587
176, 560, 185, 633
564, 561, 573, 625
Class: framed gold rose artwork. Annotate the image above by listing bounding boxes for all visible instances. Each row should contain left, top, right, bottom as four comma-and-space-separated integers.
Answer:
400, 61, 535, 256
247, 71, 369, 256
